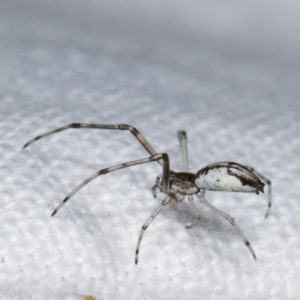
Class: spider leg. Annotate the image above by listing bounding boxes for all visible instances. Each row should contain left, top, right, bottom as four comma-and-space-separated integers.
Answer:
23, 123, 162, 165
245, 166, 272, 218
177, 130, 189, 172
51, 153, 170, 216
197, 191, 257, 260
177, 133, 202, 228
185, 195, 201, 229
135, 195, 172, 264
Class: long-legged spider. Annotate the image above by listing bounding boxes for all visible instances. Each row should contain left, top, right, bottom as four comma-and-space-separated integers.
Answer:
23, 123, 272, 264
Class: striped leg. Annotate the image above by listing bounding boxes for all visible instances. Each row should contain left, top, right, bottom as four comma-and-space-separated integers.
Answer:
197, 191, 257, 260
52, 153, 170, 216
245, 166, 272, 218
135, 195, 171, 264
23, 123, 162, 165
178, 131, 202, 228
177, 130, 189, 172
185, 195, 201, 229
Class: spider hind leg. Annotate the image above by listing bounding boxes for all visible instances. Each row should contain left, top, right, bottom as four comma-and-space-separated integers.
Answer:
245, 166, 272, 218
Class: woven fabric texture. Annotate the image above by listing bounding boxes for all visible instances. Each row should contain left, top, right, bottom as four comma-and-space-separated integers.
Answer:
0, 1, 299, 299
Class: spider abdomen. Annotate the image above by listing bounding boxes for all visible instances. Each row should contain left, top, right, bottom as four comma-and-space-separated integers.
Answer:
195, 162, 265, 194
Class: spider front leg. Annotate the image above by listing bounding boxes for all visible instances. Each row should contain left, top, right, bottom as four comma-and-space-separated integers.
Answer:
51, 153, 170, 216
245, 166, 272, 218
197, 191, 257, 260
177, 131, 202, 228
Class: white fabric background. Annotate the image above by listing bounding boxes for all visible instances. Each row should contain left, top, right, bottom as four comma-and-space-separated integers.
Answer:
0, 1, 300, 299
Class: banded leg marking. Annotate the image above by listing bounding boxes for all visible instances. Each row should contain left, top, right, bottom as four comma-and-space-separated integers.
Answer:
245, 166, 272, 218
52, 153, 170, 216
197, 191, 257, 260
135, 196, 171, 264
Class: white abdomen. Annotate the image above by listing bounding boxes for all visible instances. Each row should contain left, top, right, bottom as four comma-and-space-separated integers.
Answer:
195, 162, 264, 193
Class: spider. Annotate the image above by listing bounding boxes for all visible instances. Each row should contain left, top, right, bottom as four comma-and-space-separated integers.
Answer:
23, 123, 272, 264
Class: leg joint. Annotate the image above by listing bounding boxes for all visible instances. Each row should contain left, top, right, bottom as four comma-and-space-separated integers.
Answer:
226, 215, 235, 225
